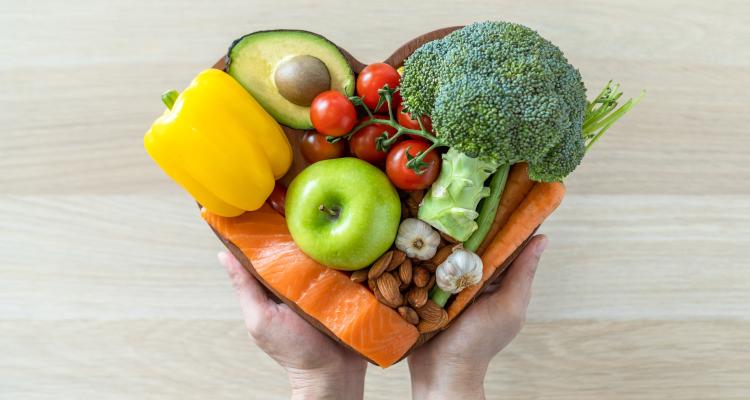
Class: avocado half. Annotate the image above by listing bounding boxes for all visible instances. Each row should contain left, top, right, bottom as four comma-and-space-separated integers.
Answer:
227, 30, 356, 129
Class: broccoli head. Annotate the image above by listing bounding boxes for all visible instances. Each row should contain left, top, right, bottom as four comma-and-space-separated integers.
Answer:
400, 21, 588, 181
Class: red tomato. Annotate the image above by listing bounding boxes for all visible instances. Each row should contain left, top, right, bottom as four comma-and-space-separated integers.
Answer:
386, 140, 440, 191
300, 131, 346, 163
390, 91, 403, 114
397, 103, 433, 137
349, 115, 398, 164
310, 90, 357, 136
267, 183, 287, 216
356, 63, 401, 112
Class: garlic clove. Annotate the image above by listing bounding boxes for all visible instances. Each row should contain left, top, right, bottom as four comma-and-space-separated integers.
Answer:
395, 218, 441, 260
435, 249, 483, 294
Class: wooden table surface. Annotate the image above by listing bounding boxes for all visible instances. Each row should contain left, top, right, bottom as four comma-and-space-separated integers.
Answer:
2, 0, 748, 398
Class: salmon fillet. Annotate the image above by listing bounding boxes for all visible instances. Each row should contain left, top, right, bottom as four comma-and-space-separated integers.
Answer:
202, 204, 419, 367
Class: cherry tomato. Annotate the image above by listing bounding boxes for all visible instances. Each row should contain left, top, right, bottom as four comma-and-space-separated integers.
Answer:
300, 131, 346, 163
390, 91, 403, 115
397, 103, 433, 138
310, 90, 357, 136
267, 183, 287, 216
385, 140, 440, 191
349, 115, 397, 164
356, 63, 401, 112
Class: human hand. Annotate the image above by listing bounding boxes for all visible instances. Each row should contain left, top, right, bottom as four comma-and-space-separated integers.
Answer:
408, 235, 548, 400
219, 251, 367, 400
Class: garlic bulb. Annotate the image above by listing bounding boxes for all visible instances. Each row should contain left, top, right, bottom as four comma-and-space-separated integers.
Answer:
395, 218, 441, 260
435, 249, 483, 294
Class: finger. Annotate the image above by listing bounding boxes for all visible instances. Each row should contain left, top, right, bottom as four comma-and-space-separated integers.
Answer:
482, 269, 509, 294
218, 250, 271, 328
490, 235, 547, 314
483, 281, 501, 294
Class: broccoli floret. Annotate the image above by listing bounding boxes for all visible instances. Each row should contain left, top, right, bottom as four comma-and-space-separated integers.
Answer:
401, 21, 640, 242
395, 21, 640, 305
400, 21, 587, 181
402, 21, 586, 240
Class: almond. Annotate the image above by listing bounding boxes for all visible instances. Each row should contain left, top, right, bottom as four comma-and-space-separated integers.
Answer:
373, 286, 389, 306
350, 269, 368, 284
440, 231, 459, 244
368, 278, 378, 292
426, 275, 436, 291
368, 250, 393, 281
430, 244, 459, 266
417, 317, 448, 334
406, 196, 419, 217
413, 266, 431, 288
401, 202, 409, 219
408, 189, 424, 205
416, 300, 448, 333
406, 286, 428, 308
376, 272, 403, 308
398, 306, 420, 325
420, 263, 437, 273
399, 259, 413, 285
388, 250, 406, 271
415, 300, 443, 322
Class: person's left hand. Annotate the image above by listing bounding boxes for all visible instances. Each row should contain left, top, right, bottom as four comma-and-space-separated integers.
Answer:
219, 250, 367, 400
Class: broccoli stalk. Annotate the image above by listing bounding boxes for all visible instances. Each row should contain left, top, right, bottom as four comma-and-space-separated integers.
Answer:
417, 149, 499, 242
430, 165, 510, 307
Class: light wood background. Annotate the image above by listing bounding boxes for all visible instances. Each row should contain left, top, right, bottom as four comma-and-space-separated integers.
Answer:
2, 0, 748, 399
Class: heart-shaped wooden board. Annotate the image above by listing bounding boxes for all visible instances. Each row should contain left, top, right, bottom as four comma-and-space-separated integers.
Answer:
205, 27, 536, 366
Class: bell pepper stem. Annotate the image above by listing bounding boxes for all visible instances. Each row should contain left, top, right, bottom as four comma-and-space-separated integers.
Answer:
161, 90, 179, 110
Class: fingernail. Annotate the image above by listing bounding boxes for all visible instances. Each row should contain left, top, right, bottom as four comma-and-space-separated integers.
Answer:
534, 235, 548, 256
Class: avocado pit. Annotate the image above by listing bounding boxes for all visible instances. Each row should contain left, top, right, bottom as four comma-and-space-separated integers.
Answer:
274, 55, 331, 106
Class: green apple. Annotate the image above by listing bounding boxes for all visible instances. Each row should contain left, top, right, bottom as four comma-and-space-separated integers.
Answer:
286, 157, 401, 270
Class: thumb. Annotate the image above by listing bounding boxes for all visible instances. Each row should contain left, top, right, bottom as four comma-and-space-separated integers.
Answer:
218, 250, 271, 333
488, 235, 547, 319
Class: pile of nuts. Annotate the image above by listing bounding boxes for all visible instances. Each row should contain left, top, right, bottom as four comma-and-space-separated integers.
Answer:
349, 190, 458, 333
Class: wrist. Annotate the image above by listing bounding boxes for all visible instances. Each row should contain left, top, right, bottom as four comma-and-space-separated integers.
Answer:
408, 358, 487, 400
288, 362, 366, 400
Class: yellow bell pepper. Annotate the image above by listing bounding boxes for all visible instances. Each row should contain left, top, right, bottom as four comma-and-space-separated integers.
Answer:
144, 68, 292, 217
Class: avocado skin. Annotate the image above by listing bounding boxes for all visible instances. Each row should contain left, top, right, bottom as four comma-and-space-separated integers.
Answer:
226, 30, 356, 129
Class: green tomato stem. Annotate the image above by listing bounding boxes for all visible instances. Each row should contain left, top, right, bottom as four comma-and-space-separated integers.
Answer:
340, 89, 441, 148
384, 89, 396, 122
405, 141, 445, 174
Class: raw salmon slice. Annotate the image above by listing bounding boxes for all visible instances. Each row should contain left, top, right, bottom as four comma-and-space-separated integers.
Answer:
339, 297, 420, 367
202, 204, 419, 367
296, 269, 373, 336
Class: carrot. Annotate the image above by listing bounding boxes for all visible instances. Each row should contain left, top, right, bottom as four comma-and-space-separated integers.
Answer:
447, 181, 565, 321
476, 163, 535, 255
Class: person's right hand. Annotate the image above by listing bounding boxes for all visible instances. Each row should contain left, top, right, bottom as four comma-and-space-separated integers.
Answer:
219, 251, 367, 400
408, 235, 548, 400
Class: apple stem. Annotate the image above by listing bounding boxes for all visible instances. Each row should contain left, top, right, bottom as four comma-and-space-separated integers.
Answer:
318, 204, 339, 219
